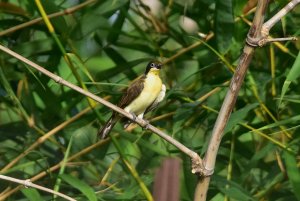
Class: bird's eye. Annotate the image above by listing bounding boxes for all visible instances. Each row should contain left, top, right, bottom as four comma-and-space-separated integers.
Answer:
150, 63, 155, 67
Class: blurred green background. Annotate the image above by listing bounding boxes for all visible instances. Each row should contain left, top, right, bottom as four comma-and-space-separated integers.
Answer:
1, 0, 300, 200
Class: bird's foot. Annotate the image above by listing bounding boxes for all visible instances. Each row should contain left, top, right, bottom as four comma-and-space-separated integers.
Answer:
142, 119, 150, 130
130, 112, 137, 121
128, 113, 150, 130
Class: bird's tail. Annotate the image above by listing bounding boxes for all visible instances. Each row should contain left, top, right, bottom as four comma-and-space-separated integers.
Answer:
98, 116, 119, 139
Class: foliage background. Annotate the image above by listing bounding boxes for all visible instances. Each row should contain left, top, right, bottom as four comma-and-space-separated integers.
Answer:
1, 0, 300, 200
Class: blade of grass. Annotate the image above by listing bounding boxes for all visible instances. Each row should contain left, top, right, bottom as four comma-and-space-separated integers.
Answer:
284, 151, 300, 201
53, 136, 74, 200
34, 0, 100, 114
280, 51, 300, 106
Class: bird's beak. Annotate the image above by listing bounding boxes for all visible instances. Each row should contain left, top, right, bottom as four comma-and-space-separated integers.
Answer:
156, 64, 163, 69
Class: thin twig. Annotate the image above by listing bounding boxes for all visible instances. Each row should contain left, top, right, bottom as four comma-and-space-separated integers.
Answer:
0, 137, 111, 200
195, 0, 300, 200
239, 13, 296, 55
0, 175, 76, 201
258, 36, 297, 46
0, 44, 204, 174
0, 0, 96, 37
0, 107, 92, 173
163, 32, 214, 64
246, 0, 300, 47
262, 0, 300, 36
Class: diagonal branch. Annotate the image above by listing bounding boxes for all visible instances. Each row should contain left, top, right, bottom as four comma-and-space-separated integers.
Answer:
0, 0, 97, 37
0, 137, 111, 200
0, 44, 206, 175
0, 175, 76, 201
0, 107, 92, 173
263, 0, 300, 35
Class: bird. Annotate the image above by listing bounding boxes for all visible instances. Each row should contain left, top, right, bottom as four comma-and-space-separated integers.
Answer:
98, 61, 166, 139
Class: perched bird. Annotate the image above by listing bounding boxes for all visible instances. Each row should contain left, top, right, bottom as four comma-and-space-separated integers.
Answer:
98, 61, 166, 139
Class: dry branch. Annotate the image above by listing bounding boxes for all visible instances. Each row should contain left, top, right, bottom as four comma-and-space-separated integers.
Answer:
0, 44, 207, 175
0, 107, 92, 173
0, 175, 76, 201
0, 0, 96, 37
194, 0, 299, 200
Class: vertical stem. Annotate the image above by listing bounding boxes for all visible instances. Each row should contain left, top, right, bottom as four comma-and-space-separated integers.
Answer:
204, 46, 254, 170
270, 44, 276, 96
194, 1, 270, 200
224, 133, 235, 201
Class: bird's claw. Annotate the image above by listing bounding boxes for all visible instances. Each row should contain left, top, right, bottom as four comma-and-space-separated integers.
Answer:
130, 112, 137, 121
128, 112, 149, 130
143, 119, 150, 130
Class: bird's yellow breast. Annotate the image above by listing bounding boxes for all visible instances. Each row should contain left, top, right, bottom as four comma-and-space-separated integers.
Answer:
125, 70, 162, 115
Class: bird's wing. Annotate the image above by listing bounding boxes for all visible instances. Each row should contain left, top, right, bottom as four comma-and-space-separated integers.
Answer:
145, 84, 166, 114
98, 76, 145, 138
118, 76, 145, 108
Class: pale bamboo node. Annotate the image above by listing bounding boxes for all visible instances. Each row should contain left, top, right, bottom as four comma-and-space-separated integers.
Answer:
194, 0, 300, 200
0, 175, 76, 201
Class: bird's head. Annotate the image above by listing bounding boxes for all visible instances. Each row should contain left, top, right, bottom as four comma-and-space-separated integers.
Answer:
145, 61, 163, 75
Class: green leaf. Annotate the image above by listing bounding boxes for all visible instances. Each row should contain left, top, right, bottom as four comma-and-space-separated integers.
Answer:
29, 0, 68, 33
95, 57, 149, 81
53, 136, 74, 199
224, 103, 259, 134
72, 15, 109, 39
96, 0, 129, 16
107, 3, 129, 43
255, 114, 300, 131
121, 132, 169, 156
173, 102, 196, 133
60, 174, 97, 201
21, 188, 43, 201
215, 0, 234, 53
116, 42, 156, 54
213, 175, 255, 201
280, 51, 300, 106
0, 2, 29, 17
14, 38, 54, 57
67, 53, 95, 82
284, 151, 300, 201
